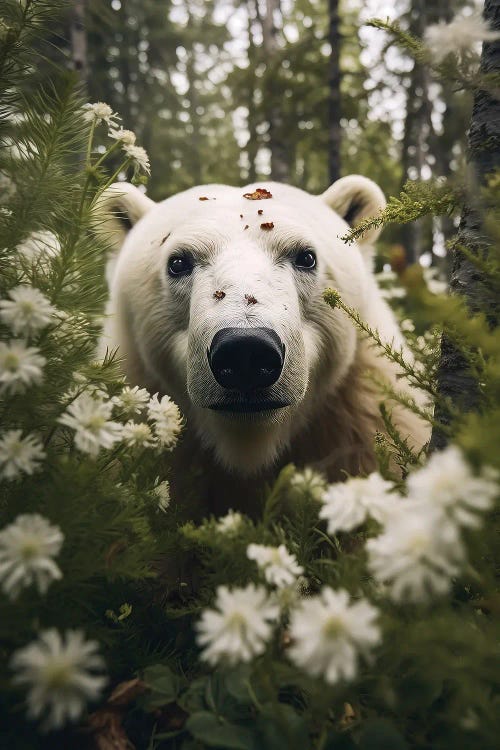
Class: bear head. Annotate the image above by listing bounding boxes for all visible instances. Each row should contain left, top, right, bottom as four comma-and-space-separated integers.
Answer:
101, 177, 386, 474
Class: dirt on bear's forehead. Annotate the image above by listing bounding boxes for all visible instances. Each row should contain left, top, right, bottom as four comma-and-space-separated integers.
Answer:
242, 187, 273, 200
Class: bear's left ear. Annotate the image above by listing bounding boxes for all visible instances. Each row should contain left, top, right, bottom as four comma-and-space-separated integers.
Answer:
96, 182, 156, 251
321, 175, 386, 245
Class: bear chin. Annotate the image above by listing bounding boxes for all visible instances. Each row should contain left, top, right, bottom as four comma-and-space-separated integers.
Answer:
193, 407, 292, 475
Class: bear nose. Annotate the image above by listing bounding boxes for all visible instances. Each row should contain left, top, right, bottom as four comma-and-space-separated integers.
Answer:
208, 327, 285, 392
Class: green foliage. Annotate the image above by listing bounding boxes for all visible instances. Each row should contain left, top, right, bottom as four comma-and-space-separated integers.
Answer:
341, 181, 461, 245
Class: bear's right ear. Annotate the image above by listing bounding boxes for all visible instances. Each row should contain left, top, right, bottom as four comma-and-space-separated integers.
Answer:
321, 175, 386, 246
97, 182, 155, 251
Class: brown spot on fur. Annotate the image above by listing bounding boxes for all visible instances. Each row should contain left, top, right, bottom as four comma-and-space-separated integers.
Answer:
198, 196, 215, 201
213, 290, 226, 300
244, 224, 249, 230
240, 214, 243, 218
160, 233, 171, 245
243, 188, 272, 200
260, 222, 274, 231
258, 209, 263, 215
245, 294, 258, 305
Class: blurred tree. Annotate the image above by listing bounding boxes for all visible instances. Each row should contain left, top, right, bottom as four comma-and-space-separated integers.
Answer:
431, 0, 500, 449
70, 0, 88, 86
328, 0, 341, 183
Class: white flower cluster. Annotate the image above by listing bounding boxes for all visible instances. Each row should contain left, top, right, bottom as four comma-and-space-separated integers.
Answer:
0, 429, 45, 481
216, 509, 244, 534
83, 101, 150, 174
59, 392, 123, 457
196, 584, 280, 665
11, 629, 106, 730
247, 543, 304, 588
0, 283, 61, 402
196, 579, 380, 686
320, 472, 396, 534
288, 588, 380, 684
320, 447, 497, 603
0, 340, 46, 395
289, 467, 326, 502
0, 513, 63, 599
58, 386, 183, 458
0, 285, 56, 338
147, 393, 183, 448
196, 446, 497, 685
0, 513, 106, 727
425, 11, 500, 64
153, 480, 171, 512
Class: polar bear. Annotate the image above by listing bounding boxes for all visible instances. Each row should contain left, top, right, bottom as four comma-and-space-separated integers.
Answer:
100, 177, 428, 512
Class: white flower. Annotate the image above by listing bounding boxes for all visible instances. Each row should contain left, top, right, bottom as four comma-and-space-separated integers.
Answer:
153, 480, 171, 512
147, 393, 182, 449
11, 629, 106, 730
366, 503, 465, 602
381, 286, 406, 301
290, 467, 326, 501
123, 143, 151, 175
400, 318, 415, 333
0, 285, 56, 337
425, 12, 500, 63
109, 127, 136, 145
407, 446, 498, 528
288, 588, 381, 684
58, 393, 122, 457
16, 230, 60, 263
247, 543, 304, 588
216, 509, 243, 534
122, 420, 155, 449
375, 269, 397, 284
0, 340, 45, 395
273, 575, 309, 612
196, 584, 279, 665
83, 102, 119, 126
320, 473, 397, 535
0, 514, 63, 599
0, 429, 45, 481
112, 385, 150, 416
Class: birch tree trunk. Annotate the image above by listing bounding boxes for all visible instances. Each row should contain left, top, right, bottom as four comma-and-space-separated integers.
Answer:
261, 0, 289, 182
70, 0, 88, 88
400, 0, 430, 265
430, 0, 500, 451
327, 0, 341, 184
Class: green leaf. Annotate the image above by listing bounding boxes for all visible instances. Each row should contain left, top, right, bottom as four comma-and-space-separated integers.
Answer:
224, 666, 254, 704
178, 676, 209, 714
142, 664, 183, 708
186, 711, 257, 749
256, 704, 309, 750
358, 719, 409, 750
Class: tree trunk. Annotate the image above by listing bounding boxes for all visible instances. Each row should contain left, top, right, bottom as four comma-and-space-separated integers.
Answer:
327, 0, 341, 185
246, 2, 259, 182
430, 0, 500, 451
400, 0, 431, 265
261, 0, 289, 182
70, 0, 88, 88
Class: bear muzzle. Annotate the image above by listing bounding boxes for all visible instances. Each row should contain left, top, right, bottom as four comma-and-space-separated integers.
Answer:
207, 327, 289, 412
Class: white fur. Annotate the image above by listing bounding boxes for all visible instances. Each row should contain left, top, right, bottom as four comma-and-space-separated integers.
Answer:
101, 177, 427, 480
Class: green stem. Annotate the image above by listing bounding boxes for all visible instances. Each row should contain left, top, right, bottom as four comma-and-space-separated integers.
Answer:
324, 289, 438, 397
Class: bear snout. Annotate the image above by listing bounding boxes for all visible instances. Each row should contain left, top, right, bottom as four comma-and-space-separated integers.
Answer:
207, 327, 285, 392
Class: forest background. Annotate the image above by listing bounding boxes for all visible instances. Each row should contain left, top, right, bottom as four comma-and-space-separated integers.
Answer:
50, 0, 471, 269
1, 0, 499, 748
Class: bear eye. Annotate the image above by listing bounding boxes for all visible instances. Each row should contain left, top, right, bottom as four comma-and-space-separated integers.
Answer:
294, 249, 317, 270
167, 254, 193, 278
